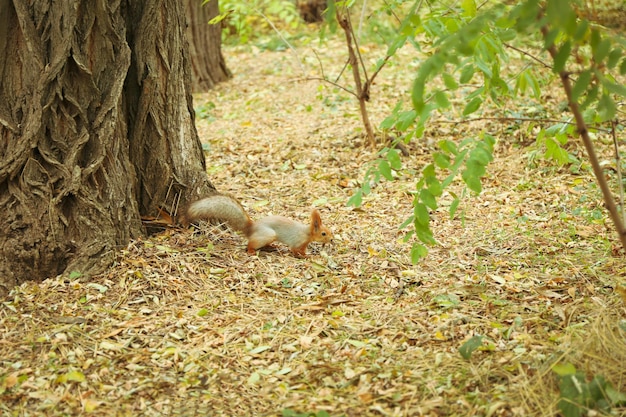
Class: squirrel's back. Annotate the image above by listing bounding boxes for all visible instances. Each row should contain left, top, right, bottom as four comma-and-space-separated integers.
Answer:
186, 195, 251, 231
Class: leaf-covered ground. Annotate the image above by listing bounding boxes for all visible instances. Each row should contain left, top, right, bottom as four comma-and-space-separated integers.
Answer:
2, 33, 626, 416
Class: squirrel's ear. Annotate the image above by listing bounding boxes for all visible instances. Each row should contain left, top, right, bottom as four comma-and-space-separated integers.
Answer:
311, 209, 322, 227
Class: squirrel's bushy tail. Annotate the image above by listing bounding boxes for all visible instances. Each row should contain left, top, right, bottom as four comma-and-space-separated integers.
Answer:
186, 195, 251, 231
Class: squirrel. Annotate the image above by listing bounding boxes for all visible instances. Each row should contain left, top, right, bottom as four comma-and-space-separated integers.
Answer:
185, 195, 333, 256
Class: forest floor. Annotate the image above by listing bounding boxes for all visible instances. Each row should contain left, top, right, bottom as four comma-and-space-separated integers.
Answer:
2, 31, 626, 417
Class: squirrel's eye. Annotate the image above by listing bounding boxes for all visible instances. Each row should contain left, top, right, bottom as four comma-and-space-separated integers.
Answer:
322, 232, 326, 236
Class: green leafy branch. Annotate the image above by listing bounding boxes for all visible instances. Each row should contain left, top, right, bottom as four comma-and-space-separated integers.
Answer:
349, 0, 626, 261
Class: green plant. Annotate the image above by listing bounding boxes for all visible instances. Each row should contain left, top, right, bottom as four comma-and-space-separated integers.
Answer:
348, 0, 626, 262
552, 363, 626, 417
207, 0, 300, 44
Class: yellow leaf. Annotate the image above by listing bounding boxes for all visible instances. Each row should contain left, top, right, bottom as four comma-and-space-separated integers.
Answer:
83, 399, 101, 413
567, 287, 576, 299
66, 371, 86, 383
434, 331, 447, 341
4, 372, 18, 389
358, 391, 373, 403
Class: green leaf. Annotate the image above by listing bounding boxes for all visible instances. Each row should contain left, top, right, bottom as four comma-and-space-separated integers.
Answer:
411, 77, 425, 113
459, 64, 475, 84
518, 69, 541, 99
422, 163, 435, 178
450, 148, 470, 172
573, 19, 589, 41
208, 13, 230, 25
462, 160, 485, 194
469, 146, 492, 165
439, 139, 458, 155
420, 189, 438, 210
414, 203, 430, 226
442, 73, 458, 90
410, 243, 428, 263
558, 396, 584, 417
399, 215, 415, 230
433, 152, 450, 168
347, 190, 363, 207
396, 109, 418, 131
580, 84, 599, 110
474, 56, 492, 78
602, 78, 626, 98
428, 179, 443, 197
449, 197, 460, 219
459, 335, 484, 359
607, 48, 623, 69
553, 41, 572, 73
461, 0, 477, 17
387, 149, 403, 170
558, 373, 588, 417
379, 159, 394, 181
593, 39, 611, 63
415, 222, 436, 244
325, 0, 337, 33
415, 228, 434, 246
69, 271, 82, 279
552, 362, 577, 376
588, 375, 609, 404
380, 101, 403, 130
606, 384, 626, 406
497, 28, 516, 42
434, 90, 451, 108
597, 93, 616, 120
463, 97, 483, 116
571, 70, 592, 102
545, 137, 570, 165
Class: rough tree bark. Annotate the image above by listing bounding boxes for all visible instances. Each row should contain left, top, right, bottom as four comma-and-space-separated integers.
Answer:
185, 0, 231, 92
0, 0, 220, 296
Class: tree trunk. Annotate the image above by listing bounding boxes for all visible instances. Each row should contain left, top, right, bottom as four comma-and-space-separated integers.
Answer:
298, 0, 327, 23
185, 0, 231, 92
0, 0, 216, 296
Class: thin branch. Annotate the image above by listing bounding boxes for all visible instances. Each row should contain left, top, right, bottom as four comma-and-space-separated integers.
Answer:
503, 42, 552, 69
301, 76, 359, 98
255, 9, 306, 76
381, 0, 402, 24
367, 0, 425, 87
334, 58, 350, 84
611, 120, 625, 225
336, 7, 375, 144
428, 115, 612, 132
358, 0, 367, 38
369, 54, 392, 87
346, 10, 370, 84
541, 24, 626, 250
312, 49, 326, 81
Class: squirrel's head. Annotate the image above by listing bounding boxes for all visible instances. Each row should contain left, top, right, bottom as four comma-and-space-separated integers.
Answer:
310, 209, 333, 244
